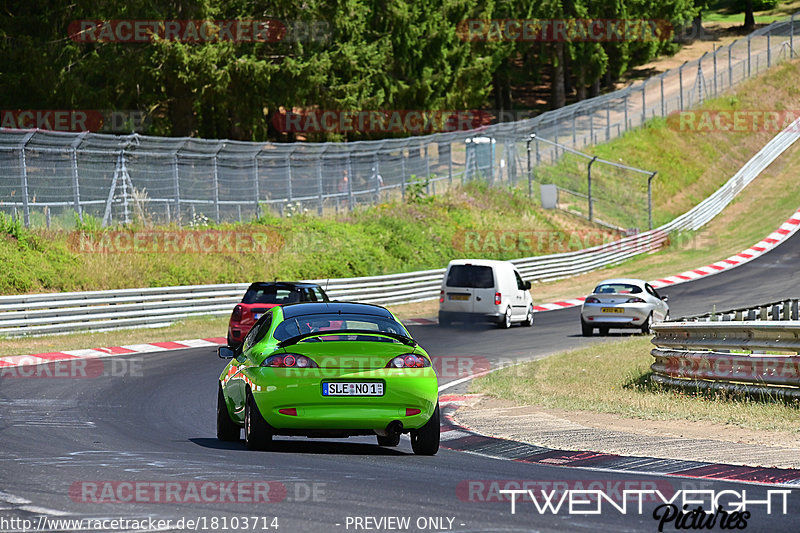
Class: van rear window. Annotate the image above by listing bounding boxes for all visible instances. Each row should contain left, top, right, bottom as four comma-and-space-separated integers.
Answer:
446, 265, 494, 288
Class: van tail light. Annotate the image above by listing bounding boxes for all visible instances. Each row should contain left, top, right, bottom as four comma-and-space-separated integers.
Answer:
439, 290, 444, 303
231, 304, 243, 321
494, 292, 502, 305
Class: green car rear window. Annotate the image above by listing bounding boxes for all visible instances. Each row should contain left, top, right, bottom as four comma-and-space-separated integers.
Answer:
273, 313, 408, 342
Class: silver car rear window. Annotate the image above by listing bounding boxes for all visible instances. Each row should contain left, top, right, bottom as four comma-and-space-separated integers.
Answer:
594, 283, 642, 294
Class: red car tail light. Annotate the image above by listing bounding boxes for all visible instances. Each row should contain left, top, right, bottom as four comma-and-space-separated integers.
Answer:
387, 354, 431, 369
278, 408, 298, 416
231, 304, 243, 322
405, 408, 421, 416
262, 354, 319, 368
494, 292, 502, 305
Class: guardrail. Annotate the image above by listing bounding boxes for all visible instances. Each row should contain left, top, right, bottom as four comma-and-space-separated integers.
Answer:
650, 309, 800, 399
2, 113, 799, 337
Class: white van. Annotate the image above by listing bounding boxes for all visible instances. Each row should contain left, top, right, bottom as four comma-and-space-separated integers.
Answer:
438, 259, 534, 328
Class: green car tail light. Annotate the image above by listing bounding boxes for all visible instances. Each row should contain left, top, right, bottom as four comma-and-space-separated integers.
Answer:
262, 354, 319, 368
387, 354, 431, 369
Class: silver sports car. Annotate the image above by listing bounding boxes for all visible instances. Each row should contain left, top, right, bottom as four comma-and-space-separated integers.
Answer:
580, 278, 669, 336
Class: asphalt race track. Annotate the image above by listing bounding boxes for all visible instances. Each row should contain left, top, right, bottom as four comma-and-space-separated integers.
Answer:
1, 231, 800, 532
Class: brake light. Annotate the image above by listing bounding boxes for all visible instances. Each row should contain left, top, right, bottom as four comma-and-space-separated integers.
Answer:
231, 304, 243, 321
439, 290, 444, 303
585, 296, 600, 303
494, 292, 502, 305
626, 297, 645, 303
278, 408, 298, 416
262, 354, 319, 368
387, 354, 431, 368
405, 408, 421, 416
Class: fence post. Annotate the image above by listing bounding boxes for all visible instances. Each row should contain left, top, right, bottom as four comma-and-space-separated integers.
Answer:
792, 14, 795, 58
316, 156, 324, 215
767, 30, 771, 68
679, 63, 684, 110
605, 99, 611, 141
638, 84, 643, 126
424, 144, 431, 192
624, 89, 629, 129
171, 155, 181, 224
346, 155, 354, 211
648, 172, 657, 230
728, 41, 733, 88
102, 151, 123, 227
212, 153, 221, 224
587, 156, 597, 222
713, 44, 718, 96
571, 108, 577, 145
18, 131, 34, 227
401, 150, 407, 196
447, 141, 453, 184
526, 134, 533, 199
253, 156, 261, 219
747, 35, 751, 77
286, 155, 293, 203
660, 74, 665, 117
71, 148, 82, 222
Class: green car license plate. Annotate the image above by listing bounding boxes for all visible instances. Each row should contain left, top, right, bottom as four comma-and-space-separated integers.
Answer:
323, 382, 384, 396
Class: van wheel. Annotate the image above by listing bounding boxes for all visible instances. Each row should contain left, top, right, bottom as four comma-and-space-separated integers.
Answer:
438, 312, 451, 327
498, 307, 512, 329
521, 305, 534, 327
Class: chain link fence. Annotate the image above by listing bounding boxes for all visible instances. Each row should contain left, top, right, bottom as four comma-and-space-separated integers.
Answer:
0, 15, 797, 230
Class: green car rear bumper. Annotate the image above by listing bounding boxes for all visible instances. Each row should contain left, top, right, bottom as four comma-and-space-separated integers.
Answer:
248, 367, 438, 431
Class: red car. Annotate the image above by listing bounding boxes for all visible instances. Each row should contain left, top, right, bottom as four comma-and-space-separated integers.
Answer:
227, 282, 330, 348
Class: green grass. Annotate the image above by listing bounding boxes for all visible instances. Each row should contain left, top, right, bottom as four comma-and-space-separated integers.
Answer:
0, 182, 618, 295
472, 336, 800, 433
536, 59, 800, 231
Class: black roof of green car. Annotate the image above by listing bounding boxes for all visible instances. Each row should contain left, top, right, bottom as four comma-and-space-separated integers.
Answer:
280, 302, 394, 319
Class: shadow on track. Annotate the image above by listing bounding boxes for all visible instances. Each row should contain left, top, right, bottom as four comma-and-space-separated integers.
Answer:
189, 437, 409, 456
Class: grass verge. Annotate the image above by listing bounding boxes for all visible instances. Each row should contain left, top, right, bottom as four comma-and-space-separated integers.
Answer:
471, 335, 800, 433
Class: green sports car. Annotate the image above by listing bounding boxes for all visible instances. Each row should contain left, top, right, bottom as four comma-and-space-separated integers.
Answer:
216, 302, 440, 455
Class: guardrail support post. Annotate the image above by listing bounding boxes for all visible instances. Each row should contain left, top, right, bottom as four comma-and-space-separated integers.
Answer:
587, 156, 597, 222
648, 171, 657, 230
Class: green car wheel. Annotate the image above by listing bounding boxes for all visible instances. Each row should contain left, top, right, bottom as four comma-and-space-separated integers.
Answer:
410, 403, 440, 455
217, 385, 240, 441
245, 392, 273, 451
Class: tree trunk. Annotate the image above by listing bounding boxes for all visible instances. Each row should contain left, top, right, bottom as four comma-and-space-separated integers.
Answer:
550, 42, 566, 110
744, 0, 756, 32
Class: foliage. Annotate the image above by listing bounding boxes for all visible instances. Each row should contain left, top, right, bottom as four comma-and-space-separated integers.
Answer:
1, 0, 699, 141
